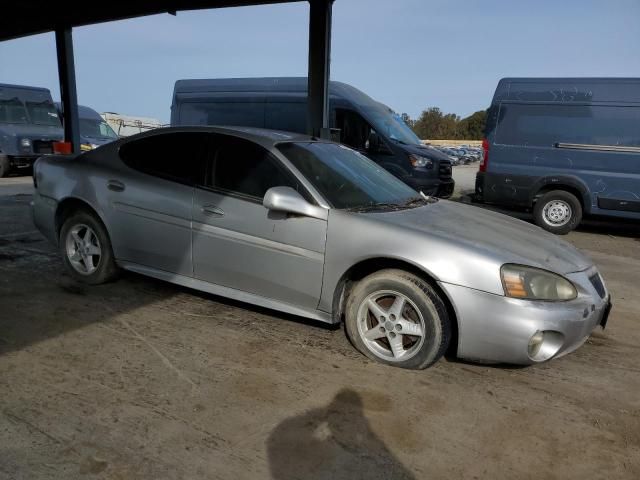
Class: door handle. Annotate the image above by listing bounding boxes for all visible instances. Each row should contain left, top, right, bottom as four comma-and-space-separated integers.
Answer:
107, 180, 125, 192
201, 205, 224, 217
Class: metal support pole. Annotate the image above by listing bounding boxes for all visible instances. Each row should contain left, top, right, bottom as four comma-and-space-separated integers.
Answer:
307, 0, 333, 138
55, 28, 81, 153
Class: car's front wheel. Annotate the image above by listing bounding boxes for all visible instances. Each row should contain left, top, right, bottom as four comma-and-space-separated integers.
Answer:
345, 269, 451, 369
59, 210, 119, 284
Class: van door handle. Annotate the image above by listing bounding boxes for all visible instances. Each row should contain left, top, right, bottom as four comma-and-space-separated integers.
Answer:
107, 180, 125, 192
201, 205, 224, 217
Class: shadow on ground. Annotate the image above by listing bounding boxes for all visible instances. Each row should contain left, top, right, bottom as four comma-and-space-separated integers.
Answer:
267, 389, 416, 480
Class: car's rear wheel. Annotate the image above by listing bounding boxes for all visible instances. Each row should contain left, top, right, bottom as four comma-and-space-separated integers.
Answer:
0, 155, 10, 178
534, 190, 582, 235
60, 211, 119, 284
345, 269, 451, 369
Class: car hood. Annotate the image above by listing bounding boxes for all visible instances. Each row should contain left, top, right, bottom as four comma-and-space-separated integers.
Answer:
81, 135, 115, 145
366, 200, 592, 275
400, 142, 452, 162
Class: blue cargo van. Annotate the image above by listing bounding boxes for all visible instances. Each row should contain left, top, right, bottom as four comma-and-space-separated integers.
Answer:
55, 102, 119, 151
171, 77, 454, 197
0, 83, 63, 177
476, 78, 640, 234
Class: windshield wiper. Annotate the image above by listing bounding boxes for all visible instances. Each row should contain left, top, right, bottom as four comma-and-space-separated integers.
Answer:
402, 195, 438, 206
346, 196, 437, 213
346, 202, 403, 213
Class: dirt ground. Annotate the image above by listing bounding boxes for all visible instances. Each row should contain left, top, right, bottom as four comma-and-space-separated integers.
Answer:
1, 175, 639, 480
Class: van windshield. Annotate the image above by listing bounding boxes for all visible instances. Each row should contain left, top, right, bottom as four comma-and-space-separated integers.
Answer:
80, 118, 119, 139
25, 101, 61, 126
363, 106, 422, 146
0, 98, 28, 124
278, 141, 422, 210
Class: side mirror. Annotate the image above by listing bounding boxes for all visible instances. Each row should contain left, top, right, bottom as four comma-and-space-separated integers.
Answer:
366, 131, 381, 153
263, 187, 328, 221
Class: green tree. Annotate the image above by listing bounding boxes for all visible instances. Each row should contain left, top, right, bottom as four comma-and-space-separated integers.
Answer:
405, 107, 487, 140
457, 110, 487, 140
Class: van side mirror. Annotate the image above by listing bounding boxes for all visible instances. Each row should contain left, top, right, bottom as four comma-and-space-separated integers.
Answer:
366, 131, 381, 153
263, 187, 328, 221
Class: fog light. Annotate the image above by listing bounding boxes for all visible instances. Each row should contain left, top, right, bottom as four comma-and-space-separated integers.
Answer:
21, 138, 31, 148
527, 330, 564, 362
528, 331, 545, 358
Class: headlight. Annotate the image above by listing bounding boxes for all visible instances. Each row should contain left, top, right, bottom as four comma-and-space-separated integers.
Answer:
501, 264, 577, 301
408, 154, 433, 169
20, 138, 31, 148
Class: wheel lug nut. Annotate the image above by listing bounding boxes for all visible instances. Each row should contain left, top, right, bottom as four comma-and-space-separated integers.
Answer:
380, 326, 385, 332
389, 314, 396, 321
389, 332, 396, 338
396, 324, 402, 331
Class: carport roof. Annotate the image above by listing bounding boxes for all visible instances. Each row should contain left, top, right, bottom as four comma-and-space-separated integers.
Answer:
0, 0, 299, 42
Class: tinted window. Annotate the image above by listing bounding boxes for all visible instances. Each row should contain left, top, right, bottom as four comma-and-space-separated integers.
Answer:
119, 132, 207, 184
496, 103, 640, 147
179, 102, 265, 127
278, 142, 417, 209
207, 135, 304, 201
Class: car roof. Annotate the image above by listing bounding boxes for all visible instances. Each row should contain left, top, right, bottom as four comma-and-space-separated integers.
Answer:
124, 125, 320, 149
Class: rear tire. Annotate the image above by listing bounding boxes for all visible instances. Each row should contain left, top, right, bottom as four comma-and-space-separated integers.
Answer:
533, 190, 582, 235
344, 269, 451, 369
59, 210, 119, 284
0, 155, 10, 178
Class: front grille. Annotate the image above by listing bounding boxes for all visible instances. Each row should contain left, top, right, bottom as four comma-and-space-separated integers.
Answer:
589, 273, 606, 299
33, 140, 54, 154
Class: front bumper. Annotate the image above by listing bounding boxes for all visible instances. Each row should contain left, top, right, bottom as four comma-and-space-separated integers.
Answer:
439, 267, 610, 365
404, 176, 455, 198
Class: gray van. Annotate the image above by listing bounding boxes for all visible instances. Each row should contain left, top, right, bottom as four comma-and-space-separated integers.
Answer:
55, 102, 119, 151
0, 83, 63, 177
476, 78, 640, 234
171, 78, 454, 197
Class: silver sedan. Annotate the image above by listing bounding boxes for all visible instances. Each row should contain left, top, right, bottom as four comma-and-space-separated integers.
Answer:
32, 126, 611, 369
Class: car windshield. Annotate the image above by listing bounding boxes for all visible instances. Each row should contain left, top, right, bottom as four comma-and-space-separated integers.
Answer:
278, 142, 423, 210
363, 106, 423, 146
26, 101, 61, 126
80, 118, 119, 139
0, 98, 28, 124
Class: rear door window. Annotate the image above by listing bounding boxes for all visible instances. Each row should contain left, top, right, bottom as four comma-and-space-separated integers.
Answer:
119, 132, 208, 185
496, 103, 640, 147
204, 134, 311, 202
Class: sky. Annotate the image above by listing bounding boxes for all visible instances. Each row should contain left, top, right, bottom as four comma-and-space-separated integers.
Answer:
1, 0, 639, 123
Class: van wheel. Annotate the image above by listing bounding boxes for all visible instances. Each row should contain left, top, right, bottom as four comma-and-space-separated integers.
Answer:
534, 190, 582, 235
344, 269, 451, 369
59, 211, 119, 284
0, 155, 10, 178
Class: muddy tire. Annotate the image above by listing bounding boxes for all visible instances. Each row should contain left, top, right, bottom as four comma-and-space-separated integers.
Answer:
0, 155, 10, 178
534, 190, 582, 235
59, 210, 119, 285
345, 269, 451, 369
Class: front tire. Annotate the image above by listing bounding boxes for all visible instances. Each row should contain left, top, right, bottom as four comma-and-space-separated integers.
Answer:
534, 190, 582, 235
345, 269, 451, 369
59, 211, 119, 284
